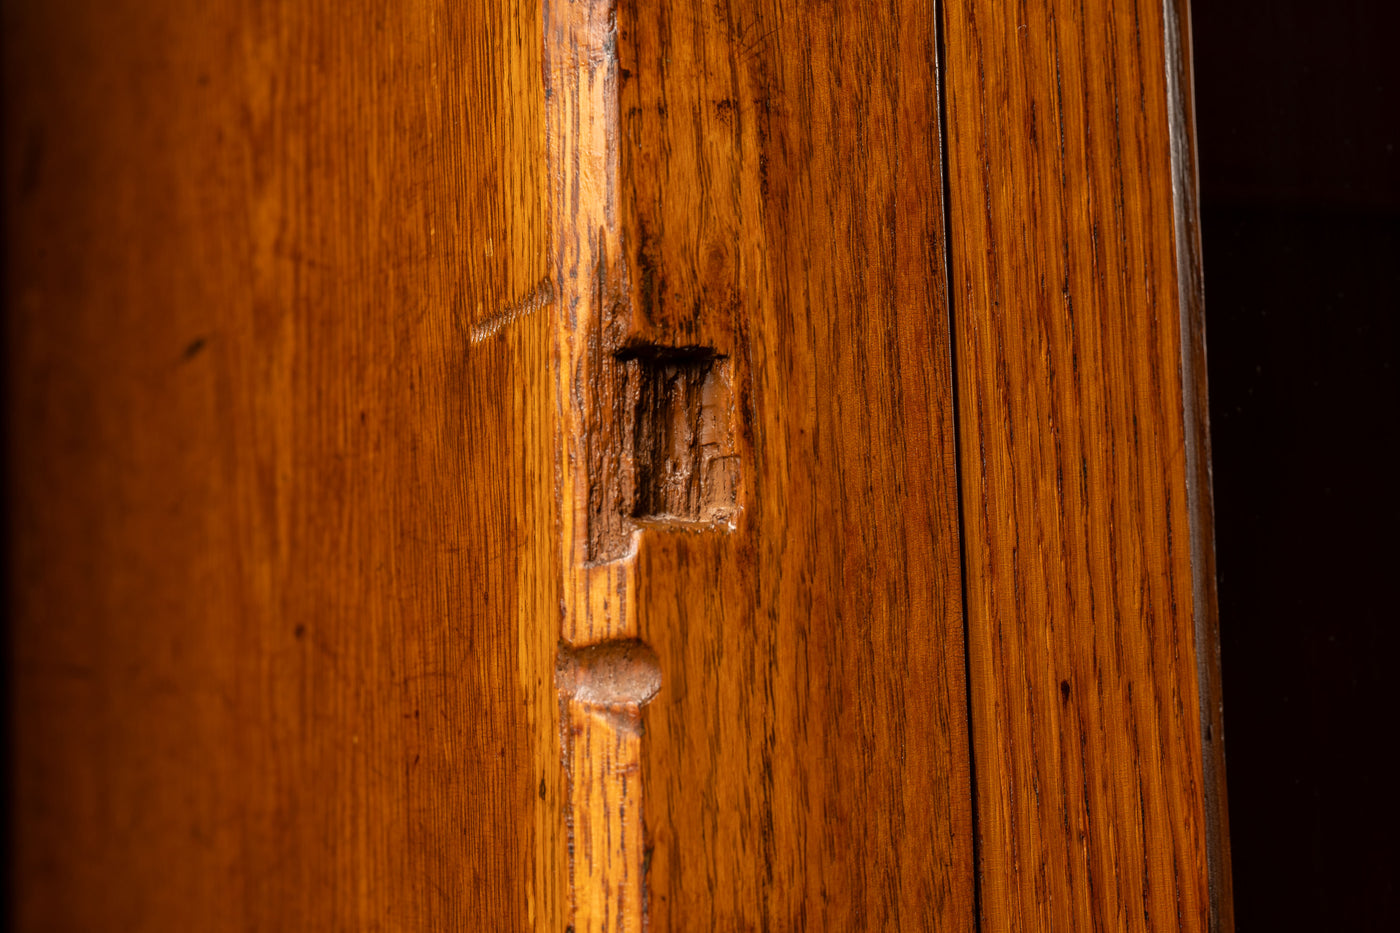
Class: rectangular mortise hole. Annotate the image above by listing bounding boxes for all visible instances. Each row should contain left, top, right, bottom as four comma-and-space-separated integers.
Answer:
620, 345, 740, 526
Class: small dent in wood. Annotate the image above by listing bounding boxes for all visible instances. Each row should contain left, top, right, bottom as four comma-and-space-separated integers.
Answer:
557, 639, 662, 709
181, 337, 207, 362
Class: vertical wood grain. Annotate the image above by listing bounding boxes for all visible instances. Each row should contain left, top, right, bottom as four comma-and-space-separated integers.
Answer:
617, 1, 975, 929
541, 3, 657, 927
4, 0, 1232, 927
541, 1, 974, 927
4, 0, 566, 928
941, 0, 1227, 929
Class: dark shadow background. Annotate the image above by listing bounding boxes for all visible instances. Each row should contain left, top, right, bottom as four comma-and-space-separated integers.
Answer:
1191, 1, 1399, 928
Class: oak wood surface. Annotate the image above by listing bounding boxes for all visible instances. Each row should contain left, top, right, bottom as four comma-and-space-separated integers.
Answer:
541, 2, 656, 926
4, 0, 1229, 929
543, 1, 975, 928
6, 0, 975, 928
941, 0, 1227, 929
5, 0, 565, 928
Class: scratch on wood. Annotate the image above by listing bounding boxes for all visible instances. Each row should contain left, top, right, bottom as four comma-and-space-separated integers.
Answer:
469, 276, 555, 344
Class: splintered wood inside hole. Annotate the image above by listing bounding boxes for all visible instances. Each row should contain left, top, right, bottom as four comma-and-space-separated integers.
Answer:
623, 346, 739, 526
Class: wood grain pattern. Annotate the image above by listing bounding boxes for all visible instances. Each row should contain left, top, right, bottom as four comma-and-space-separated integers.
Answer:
5, 0, 1230, 928
541, 1, 974, 927
4, 0, 567, 928
7, 0, 973, 928
615, 1, 975, 929
941, 0, 1227, 929
541, 2, 662, 927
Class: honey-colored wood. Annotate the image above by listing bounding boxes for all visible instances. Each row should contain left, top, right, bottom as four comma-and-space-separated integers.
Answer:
626, 0, 976, 925
8, 0, 973, 927
5, 1, 567, 928
540, 2, 653, 927
542, 1, 974, 928
7, 0, 1229, 929
941, 0, 1229, 930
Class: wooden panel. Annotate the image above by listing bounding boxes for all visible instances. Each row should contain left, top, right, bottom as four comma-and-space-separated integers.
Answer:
608, 1, 975, 929
941, 0, 1228, 930
4, 0, 566, 928
530, 0, 975, 928
7, 0, 973, 928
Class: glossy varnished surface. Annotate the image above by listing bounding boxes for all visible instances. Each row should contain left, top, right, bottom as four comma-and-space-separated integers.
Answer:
4, 0, 1229, 928
942, 0, 1225, 929
5, 0, 973, 928
565, 0, 976, 928
5, 0, 563, 928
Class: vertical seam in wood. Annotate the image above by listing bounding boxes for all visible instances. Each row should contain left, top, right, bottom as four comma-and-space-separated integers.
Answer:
935, 2, 983, 930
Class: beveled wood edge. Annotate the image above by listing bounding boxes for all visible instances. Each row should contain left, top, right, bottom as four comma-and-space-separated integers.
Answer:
1162, 1, 1235, 929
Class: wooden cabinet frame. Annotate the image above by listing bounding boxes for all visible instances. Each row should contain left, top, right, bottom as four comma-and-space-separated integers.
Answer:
5, 1, 1229, 929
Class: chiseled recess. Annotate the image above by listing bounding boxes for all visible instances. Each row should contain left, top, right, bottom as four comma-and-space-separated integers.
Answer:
622, 346, 741, 527
538, 1, 661, 929
544, 0, 746, 923
542, 0, 645, 926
